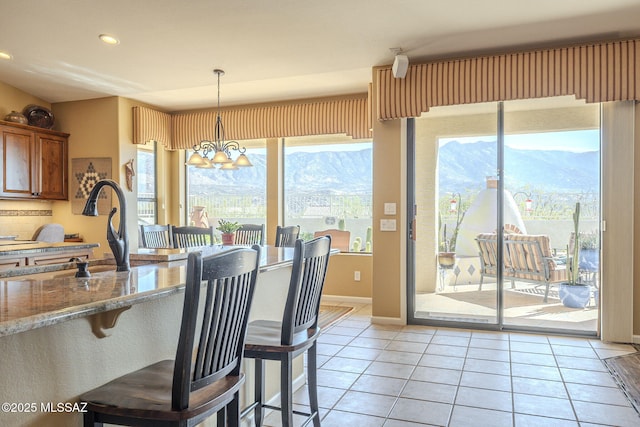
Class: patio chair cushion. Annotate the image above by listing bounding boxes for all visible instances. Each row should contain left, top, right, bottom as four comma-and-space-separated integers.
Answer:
506, 234, 559, 280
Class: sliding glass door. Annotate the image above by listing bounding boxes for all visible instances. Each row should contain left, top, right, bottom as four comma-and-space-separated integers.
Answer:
409, 96, 600, 335
410, 101, 499, 326
501, 98, 600, 332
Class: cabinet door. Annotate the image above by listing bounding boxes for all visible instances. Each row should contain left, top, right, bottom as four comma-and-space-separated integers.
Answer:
37, 133, 68, 200
0, 126, 36, 198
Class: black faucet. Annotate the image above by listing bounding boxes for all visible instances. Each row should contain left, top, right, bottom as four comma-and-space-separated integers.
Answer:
81, 179, 130, 272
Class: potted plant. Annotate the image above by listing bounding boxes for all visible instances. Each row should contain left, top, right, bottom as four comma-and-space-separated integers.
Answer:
216, 219, 241, 246
438, 223, 456, 269
559, 202, 591, 308
437, 194, 467, 269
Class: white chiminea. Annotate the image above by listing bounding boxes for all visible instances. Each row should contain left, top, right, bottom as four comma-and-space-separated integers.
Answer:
454, 177, 527, 257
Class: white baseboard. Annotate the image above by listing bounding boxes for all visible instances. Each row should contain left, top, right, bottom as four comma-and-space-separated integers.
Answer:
370, 316, 406, 326
632, 335, 640, 344
321, 294, 372, 305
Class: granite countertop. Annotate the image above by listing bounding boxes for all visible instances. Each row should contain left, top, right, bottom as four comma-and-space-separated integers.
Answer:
0, 245, 297, 337
0, 240, 99, 255
0, 241, 102, 279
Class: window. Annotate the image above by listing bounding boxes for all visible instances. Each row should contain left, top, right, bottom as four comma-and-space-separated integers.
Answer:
185, 140, 267, 234
137, 142, 157, 225
284, 135, 373, 252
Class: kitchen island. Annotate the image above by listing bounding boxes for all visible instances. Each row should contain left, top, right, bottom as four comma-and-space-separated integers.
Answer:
0, 245, 303, 427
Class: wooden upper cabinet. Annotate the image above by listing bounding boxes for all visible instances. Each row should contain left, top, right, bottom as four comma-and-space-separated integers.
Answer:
0, 125, 35, 198
0, 121, 69, 200
37, 133, 68, 199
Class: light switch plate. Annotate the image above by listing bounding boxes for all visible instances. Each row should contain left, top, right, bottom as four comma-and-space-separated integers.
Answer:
384, 202, 397, 215
380, 219, 396, 231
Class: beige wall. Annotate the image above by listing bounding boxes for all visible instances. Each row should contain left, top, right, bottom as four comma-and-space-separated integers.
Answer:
0, 82, 51, 121
323, 253, 372, 298
266, 138, 283, 244
371, 81, 404, 319
50, 97, 121, 254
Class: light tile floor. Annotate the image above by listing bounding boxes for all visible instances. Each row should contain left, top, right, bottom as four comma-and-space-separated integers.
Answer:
262, 303, 640, 427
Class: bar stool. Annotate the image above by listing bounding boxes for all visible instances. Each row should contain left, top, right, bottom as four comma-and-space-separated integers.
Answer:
242, 236, 331, 427
80, 245, 261, 427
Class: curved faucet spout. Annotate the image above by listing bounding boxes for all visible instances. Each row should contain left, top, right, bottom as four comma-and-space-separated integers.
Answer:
82, 179, 130, 272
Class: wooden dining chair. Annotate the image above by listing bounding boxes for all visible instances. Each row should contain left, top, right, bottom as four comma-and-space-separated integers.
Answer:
274, 225, 300, 248
242, 236, 331, 427
171, 225, 215, 249
80, 245, 262, 427
235, 224, 265, 246
314, 228, 351, 252
140, 224, 173, 248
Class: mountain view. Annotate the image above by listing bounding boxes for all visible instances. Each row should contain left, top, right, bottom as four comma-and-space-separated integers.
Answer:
185, 141, 598, 197
188, 149, 373, 195
438, 140, 599, 195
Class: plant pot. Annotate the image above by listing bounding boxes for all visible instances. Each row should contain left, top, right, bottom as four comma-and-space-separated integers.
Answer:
438, 252, 456, 268
579, 248, 599, 271
559, 283, 591, 308
221, 232, 235, 246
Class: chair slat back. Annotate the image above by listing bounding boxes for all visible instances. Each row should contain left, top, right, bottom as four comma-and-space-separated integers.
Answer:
140, 224, 173, 248
274, 225, 300, 248
172, 246, 260, 410
476, 233, 499, 274
281, 236, 331, 345
235, 224, 265, 246
171, 225, 215, 249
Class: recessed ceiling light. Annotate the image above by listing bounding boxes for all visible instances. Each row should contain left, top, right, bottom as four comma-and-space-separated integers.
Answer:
0, 51, 12, 60
99, 34, 120, 45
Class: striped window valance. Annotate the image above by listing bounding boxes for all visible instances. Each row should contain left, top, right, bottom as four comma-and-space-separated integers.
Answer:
170, 95, 370, 149
377, 38, 640, 120
132, 106, 172, 145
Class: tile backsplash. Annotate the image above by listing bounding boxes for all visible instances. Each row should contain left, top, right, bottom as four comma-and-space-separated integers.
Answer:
0, 201, 54, 240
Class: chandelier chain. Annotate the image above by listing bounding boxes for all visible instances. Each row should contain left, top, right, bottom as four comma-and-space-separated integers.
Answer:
185, 69, 252, 169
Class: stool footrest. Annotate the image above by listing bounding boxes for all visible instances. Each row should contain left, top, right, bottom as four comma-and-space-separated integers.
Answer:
241, 401, 317, 419
240, 401, 260, 418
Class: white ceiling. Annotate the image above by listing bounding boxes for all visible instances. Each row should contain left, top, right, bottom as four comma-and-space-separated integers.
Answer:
1, 0, 640, 112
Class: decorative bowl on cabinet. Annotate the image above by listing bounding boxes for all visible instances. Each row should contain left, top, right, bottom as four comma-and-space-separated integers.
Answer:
4, 110, 28, 124
22, 104, 54, 129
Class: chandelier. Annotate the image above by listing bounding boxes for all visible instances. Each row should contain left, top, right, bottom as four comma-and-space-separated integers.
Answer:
186, 69, 252, 170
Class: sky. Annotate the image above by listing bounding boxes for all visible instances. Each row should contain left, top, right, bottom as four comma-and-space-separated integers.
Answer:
440, 129, 600, 152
